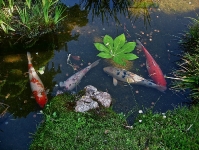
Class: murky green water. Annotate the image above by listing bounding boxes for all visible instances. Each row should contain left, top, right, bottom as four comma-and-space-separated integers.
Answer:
0, 0, 199, 149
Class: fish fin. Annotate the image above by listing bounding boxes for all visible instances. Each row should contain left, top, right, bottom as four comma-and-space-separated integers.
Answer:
45, 89, 50, 95
90, 59, 101, 68
59, 82, 64, 87
30, 95, 35, 99
136, 39, 143, 49
113, 78, 118, 86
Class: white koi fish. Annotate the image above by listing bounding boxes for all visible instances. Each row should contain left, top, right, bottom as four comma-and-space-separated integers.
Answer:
59, 59, 101, 90
103, 66, 165, 92
27, 52, 48, 108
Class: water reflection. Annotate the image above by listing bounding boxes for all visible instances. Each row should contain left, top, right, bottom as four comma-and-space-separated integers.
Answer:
0, 4, 88, 54
79, 0, 157, 27
0, 4, 89, 117
0, 0, 197, 148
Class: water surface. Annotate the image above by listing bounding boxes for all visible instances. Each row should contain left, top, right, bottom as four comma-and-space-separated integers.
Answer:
0, 0, 199, 149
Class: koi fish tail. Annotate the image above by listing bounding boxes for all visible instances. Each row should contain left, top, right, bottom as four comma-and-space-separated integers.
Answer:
136, 39, 144, 49
90, 59, 101, 68
59, 81, 65, 87
156, 85, 167, 92
27, 52, 32, 64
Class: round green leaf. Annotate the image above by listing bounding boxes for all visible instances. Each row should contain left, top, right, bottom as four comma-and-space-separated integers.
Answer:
94, 43, 109, 52
103, 35, 113, 50
113, 33, 126, 52
97, 52, 112, 58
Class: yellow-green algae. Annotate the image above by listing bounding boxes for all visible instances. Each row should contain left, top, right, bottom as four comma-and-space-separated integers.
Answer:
158, 0, 199, 14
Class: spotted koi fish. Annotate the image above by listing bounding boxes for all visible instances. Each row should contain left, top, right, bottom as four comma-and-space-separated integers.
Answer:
136, 39, 167, 91
103, 66, 166, 92
27, 52, 48, 108
59, 59, 101, 91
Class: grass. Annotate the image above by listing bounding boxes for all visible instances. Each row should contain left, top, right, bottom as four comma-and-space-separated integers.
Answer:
179, 15, 199, 53
172, 15, 199, 104
30, 93, 199, 150
0, 0, 67, 47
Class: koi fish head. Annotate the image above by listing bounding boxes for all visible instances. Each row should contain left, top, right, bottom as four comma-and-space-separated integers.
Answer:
59, 80, 76, 91
103, 67, 115, 76
103, 66, 127, 79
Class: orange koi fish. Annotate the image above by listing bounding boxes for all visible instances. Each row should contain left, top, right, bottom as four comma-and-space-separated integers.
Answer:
27, 52, 48, 108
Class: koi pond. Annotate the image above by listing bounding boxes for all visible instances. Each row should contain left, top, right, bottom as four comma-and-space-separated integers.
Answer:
0, 0, 199, 149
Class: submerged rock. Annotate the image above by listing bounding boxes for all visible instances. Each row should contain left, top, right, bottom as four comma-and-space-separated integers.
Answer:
75, 85, 112, 112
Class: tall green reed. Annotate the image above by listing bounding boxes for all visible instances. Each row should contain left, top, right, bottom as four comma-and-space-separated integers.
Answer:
25, 0, 31, 9
42, 0, 58, 25
0, 0, 5, 8
0, 20, 15, 33
8, 0, 14, 14
54, 5, 66, 24
16, 6, 30, 29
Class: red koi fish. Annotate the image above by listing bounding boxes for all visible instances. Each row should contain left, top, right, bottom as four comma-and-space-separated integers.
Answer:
136, 39, 167, 92
71, 55, 80, 61
27, 52, 48, 108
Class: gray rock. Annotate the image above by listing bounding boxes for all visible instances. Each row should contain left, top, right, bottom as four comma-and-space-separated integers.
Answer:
94, 92, 112, 108
75, 85, 112, 112
75, 96, 99, 112
85, 85, 98, 96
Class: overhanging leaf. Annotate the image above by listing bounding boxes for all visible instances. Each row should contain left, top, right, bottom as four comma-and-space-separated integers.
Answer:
97, 52, 112, 58
94, 43, 109, 53
113, 33, 126, 52
103, 35, 113, 50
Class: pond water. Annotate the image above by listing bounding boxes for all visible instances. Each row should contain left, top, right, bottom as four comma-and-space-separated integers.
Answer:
0, 0, 199, 149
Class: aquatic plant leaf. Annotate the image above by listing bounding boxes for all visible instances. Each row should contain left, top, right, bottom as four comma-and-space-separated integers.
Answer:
95, 34, 138, 66
118, 53, 139, 60
97, 52, 112, 58
38, 66, 45, 75
113, 33, 126, 51
113, 56, 125, 65
94, 43, 109, 53
103, 35, 113, 50
118, 42, 136, 54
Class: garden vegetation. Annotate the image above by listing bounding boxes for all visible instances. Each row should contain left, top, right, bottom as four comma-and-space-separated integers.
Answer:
0, 0, 66, 46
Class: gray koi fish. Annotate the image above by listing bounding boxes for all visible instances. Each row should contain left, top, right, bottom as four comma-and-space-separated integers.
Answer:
60, 59, 101, 90
103, 66, 165, 92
